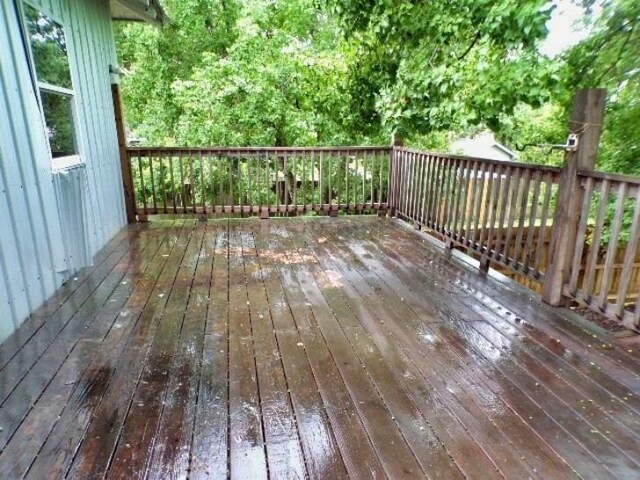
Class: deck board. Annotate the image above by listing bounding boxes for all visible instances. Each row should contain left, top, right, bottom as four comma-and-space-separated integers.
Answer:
0, 216, 638, 479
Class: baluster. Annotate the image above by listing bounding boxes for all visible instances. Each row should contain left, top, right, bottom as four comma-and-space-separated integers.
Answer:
522, 170, 542, 274
512, 169, 532, 268
463, 162, 479, 245
159, 150, 167, 214
494, 166, 512, 262
582, 180, 611, 303
208, 153, 214, 212
597, 182, 629, 309
453, 160, 469, 243
485, 164, 503, 260
419, 153, 430, 224
502, 167, 522, 263
439, 157, 452, 232
428, 155, 440, 228
471, 162, 487, 250
148, 150, 157, 214
569, 177, 595, 293
199, 151, 206, 214
168, 153, 177, 213
137, 151, 147, 215
478, 163, 495, 253
533, 172, 554, 275
444, 158, 460, 236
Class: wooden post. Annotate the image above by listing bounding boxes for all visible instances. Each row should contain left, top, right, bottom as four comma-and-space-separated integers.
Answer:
479, 255, 490, 273
111, 82, 137, 224
542, 88, 606, 306
389, 133, 404, 217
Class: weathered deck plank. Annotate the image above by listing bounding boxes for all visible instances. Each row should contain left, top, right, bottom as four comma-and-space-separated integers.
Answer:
0, 216, 638, 480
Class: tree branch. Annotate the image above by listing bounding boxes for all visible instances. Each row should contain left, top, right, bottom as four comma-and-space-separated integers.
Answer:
594, 23, 636, 85
457, 32, 480, 61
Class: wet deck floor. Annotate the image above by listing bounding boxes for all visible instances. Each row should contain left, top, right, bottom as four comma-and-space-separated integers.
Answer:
0, 216, 639, 479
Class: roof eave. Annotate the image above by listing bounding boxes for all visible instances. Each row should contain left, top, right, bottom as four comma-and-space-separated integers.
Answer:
110, 0, 167, 27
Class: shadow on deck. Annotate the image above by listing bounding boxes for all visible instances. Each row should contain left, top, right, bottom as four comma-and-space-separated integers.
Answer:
0, 216, 639, 479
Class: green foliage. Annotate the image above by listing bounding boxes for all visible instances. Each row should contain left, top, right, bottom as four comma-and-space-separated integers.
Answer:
494, 103, 566, 166
171, 0, 352, 146
326, 0, 560, 136
116, 0, 568, 147
115, 0, 241, 144
563, 0, 640, 175
116, 0, 370, 146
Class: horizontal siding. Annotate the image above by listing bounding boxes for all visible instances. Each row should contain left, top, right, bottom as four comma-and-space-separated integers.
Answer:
0, 0, 126, 342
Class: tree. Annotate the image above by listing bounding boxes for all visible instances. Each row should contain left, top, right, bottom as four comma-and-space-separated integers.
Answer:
564, 0, 640, 174
115, 0, 240, 144
326, 0, 561, 137
170, 0, 355, 146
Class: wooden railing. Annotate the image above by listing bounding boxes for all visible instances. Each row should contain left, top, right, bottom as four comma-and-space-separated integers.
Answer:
387, 146, 640, 331
126, 147, 391, 217
390, 147, 562, 281
563, 170, 640, 329
119, 134, 639, 330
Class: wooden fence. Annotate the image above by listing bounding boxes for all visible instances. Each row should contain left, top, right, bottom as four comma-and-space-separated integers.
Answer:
125, 147, 390, 218
120, 144, 640, 331
563, 170, 640, 329
389, 147, 562, 282
121, 143, 640, 331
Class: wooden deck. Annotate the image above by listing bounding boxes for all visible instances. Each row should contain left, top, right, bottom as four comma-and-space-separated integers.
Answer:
0, 216, 639, 479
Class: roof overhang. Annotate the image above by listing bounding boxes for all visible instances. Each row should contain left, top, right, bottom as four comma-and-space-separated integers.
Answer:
110, 0, 167, 27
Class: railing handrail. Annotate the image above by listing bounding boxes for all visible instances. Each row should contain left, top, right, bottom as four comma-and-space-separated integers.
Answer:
578, 169, 640, 186
126, 145, 390, 153
394, 146, 563, 174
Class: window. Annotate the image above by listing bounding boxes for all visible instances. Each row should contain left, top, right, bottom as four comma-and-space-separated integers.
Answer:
22, 3, 81, 169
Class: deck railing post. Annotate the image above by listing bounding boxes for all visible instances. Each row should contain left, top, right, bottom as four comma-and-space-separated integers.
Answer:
389, 133, 403, 217
542, 88, 606, 306
111, 81, 137, 224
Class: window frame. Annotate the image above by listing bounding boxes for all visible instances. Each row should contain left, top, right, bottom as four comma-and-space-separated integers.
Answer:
18, 0, 84, 172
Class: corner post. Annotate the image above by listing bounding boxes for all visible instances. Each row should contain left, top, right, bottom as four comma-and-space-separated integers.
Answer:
111, 80, 137, 224
542, 88, 606, 306
389, 133, 403, 217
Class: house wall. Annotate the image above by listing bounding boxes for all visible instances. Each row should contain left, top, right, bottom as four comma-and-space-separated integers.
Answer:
0, 0, 126, 341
